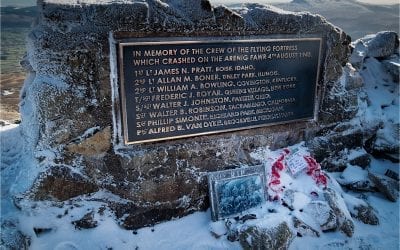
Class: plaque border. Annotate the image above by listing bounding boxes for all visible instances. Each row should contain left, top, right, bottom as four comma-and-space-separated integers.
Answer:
118, 38, 322, 145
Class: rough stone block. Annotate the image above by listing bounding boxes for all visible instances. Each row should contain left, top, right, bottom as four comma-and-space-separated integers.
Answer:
352, 205, 379, 225
292, 217, 320, 237
364, 31, 399, 58
33, 166, 98, 201
238, 222, 294, 250
368, 172, 399, 202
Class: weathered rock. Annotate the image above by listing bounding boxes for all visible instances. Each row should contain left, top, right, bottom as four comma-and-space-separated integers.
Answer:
340, 219, 354, 238
308, 127, 366, 172
382, 55, 400, 83
238, 222, 294, 250
225, 219, 239, 242
72, 211, 98, 229
21, 0, 353, 229
368, 172, 399, 202
343, 63, 364, 91
304, 201, 338, 231
209, 221, 227, 239
341, 180, 377, 193
363, 31, 399, 58
33, 166, 98, 201
324, 188, 355, 237
350, 31, 399, 71
337, 165, 376, 192
66, 126, 111, 157
282, 189, 310, 211
348, 153, 371, 169
385, 169, 399, 181
282, 189, 296, 211
365, 124, 400, 163
110, 201, 194, 230
292, 217, 320, 237
352, 205, 379, 225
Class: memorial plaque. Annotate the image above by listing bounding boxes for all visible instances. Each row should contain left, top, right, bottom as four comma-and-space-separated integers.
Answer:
118, 38, 322, 144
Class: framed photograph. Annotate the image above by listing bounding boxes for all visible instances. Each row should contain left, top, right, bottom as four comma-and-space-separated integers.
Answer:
207, 165, 266, 221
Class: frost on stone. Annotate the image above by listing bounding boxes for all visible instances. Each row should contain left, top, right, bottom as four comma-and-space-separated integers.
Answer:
324, 188, 355, 237
368, 172, 399, 202
304, 201, 338, 232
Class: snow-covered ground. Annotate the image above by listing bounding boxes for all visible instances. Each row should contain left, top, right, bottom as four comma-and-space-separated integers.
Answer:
1, 126, 399, 249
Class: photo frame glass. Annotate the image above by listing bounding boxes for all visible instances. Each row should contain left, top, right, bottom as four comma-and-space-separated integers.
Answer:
208, 165, 266, 221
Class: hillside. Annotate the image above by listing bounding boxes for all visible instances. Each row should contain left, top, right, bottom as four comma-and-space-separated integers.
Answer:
217, 0, 399, 40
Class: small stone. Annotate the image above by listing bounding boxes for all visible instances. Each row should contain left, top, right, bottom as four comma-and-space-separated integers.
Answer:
72, 211, 98, 229
368, 172, 399, 202
348, 152, 370, 169
239, 214, 257, 222
365, 122, 400, 163
344, 63, 364, 91
225, 219, 239, 242
292, 217, 320, 237
342, 180, 377, 192
340, 219, 355, 237
238, 222, 294, 250
364, 31, 399, 58
353, 205, 379, 225
33, 166, 98, 201
1, 220, 31, 249
33, 227, 52, 237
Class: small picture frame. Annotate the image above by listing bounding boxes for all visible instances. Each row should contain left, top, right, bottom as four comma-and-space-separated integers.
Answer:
207, 165, 266, 221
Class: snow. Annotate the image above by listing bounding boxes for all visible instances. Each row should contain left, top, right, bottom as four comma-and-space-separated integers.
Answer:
356, 55, 399, 152
1, 121, 399, 248
21, 202, 241, 250
1, 90, 14, 96
1, 124, 39, 248
340, 165, 368, 184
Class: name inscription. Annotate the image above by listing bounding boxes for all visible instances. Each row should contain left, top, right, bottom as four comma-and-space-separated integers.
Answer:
118, 38, 322, 144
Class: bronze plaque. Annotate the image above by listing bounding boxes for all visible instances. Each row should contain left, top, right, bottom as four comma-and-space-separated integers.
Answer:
118, 38, 322, 144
